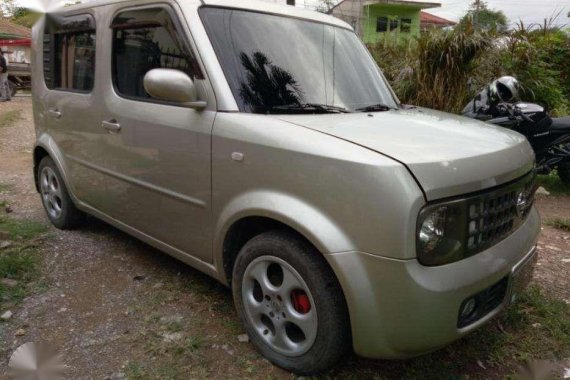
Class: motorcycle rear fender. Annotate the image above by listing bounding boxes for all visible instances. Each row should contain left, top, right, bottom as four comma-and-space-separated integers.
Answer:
551, 116, 570, 131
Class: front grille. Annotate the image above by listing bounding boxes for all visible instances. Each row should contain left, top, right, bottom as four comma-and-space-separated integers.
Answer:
465, 172, 536, 255
458, 276, 509, 328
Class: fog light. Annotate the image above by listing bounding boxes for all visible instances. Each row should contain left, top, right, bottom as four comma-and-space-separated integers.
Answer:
460, 298, 477, 320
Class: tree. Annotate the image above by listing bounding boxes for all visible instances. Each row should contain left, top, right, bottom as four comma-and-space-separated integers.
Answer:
316, 0, 336, 13
238, 51, 304, 113
459, 1, 508, 32
10, 7, 40, 27
0, 0, 16, 18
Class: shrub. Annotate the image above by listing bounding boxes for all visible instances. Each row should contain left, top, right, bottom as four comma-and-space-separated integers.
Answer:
501, 23, 570, 116
370, 23, 570, 116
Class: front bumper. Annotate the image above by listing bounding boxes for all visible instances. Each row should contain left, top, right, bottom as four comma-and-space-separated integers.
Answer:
326, 206, 540, 359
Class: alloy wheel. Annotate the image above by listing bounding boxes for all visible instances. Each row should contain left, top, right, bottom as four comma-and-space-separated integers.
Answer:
242, 255, 318, 356
40, 166, 63, 220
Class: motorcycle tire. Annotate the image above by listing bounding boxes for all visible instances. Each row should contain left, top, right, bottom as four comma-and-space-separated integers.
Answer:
558, 163, 570, 185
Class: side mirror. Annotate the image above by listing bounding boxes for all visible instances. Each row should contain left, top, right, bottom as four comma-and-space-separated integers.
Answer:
143, 68, 207, 109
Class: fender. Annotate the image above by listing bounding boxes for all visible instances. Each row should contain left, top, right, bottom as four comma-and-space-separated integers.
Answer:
213, 189, 356, 282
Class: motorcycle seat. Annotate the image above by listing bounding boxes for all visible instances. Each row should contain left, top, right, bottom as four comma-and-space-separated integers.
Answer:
551, 116, 570, 130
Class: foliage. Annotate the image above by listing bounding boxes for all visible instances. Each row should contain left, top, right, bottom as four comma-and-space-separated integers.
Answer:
458, 1, 508, 32
316, 0, 336, 13
0, 0, 16, 18
0, 204, 49, 307
544, 217, 570, 232
370, 22, 570, 116
537, 171, 570, 195
10, 7, 41, 28
371, 29, 492, 113
500, 22, 570, 116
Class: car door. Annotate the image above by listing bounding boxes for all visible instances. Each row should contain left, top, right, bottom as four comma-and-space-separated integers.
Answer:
96, 3, 216, 262
41, 12, 112, 211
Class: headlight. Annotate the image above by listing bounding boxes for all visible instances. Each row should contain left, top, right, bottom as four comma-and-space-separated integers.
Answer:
417, 171, 536, 266
417, 201, 468, 266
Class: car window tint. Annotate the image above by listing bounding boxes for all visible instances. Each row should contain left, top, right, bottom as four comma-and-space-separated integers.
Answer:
111, 7, 203, 100
57, 33, 96, 91
200, 8, 398, 113
44, 14, 96, 92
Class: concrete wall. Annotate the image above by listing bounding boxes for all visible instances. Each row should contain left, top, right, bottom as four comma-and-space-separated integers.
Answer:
361, 3, 421, 43
332, 1, 424, 44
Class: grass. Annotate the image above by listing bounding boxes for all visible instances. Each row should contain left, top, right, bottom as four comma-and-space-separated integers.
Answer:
0, 183, 12, 193
0, 201, 49, 310
123, 278, 569, 379
544, 217, 570, 232
0, 110, 22, 129
537, 172, 570, 196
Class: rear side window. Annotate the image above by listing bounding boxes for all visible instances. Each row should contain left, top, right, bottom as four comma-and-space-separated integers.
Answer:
111, 7, 203, 100
44, 14, 96, 92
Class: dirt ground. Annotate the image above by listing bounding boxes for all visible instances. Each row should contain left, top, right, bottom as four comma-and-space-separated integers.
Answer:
0, 97, 568, 379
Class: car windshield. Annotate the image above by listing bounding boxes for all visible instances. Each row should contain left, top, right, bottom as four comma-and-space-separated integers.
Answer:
200, 7, 399, 114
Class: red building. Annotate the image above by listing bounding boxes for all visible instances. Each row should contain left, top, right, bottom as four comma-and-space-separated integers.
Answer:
420, 11, 456, 30
0, 19, 32, 63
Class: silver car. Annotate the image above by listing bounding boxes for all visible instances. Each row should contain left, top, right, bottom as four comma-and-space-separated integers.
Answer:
31, 0, 540, 374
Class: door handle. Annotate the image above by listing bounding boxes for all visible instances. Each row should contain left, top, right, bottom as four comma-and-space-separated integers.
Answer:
101, 120, 121, 133
48, 109, 62, 119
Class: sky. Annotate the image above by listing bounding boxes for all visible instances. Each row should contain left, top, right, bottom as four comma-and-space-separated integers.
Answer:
12, 0, 570, 28
300, 0, 570, 27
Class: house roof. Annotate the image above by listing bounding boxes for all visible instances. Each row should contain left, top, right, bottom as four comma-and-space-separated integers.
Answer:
0, 19, 32, 40
330, 0, 441, 13
420, 11, 456, 27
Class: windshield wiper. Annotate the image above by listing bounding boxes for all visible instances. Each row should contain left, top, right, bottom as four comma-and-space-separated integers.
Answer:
356, 103, 396, 112
270, 103, 351, 114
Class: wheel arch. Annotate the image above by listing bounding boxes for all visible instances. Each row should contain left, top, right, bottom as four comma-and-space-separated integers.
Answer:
33, 137, 75, 202
221, 216, 311, 286
33, 145, 50, 192
215, 191, 355, 287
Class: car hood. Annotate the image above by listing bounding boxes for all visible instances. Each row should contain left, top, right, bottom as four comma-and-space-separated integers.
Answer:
275, 108, 535, 200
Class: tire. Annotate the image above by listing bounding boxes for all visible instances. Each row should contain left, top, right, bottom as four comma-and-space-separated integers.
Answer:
232, 230, 351, 375
38, 157, 84, 229
558, 163, 570, 185
8, 80, 17, 98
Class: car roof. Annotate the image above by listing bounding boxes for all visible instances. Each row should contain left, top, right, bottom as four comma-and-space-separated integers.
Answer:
58, 0, 352, 30
202, 0, 351, 29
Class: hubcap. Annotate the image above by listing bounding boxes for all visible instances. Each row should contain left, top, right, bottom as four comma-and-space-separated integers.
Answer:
40, 167, 63, 220
242, 256, 318, 356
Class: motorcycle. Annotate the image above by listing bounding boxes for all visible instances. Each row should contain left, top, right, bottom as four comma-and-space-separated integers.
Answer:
463, 78, 570, 184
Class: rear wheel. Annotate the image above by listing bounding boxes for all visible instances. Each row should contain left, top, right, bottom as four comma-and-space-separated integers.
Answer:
8, 80, 17, 98
558, 162, 570, 185
38, 157, 84, 229
232, 231, 350, 375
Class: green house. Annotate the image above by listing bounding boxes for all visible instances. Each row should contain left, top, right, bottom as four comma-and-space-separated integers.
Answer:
330, 0, 441, 44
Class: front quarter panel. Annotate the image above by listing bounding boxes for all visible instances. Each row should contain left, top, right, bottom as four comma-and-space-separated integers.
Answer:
211, 113, 426, 280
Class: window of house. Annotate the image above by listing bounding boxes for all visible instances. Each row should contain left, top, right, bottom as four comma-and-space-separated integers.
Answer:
43, 14, 96, 92
389, 17, 399, 32
401, 18, 412, 33
376, 16, 388, 32
111, 7, 203, 101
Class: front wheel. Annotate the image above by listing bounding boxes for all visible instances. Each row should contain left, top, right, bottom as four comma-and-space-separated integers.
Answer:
558, 162, 570, 185
232, 231, 351, 375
